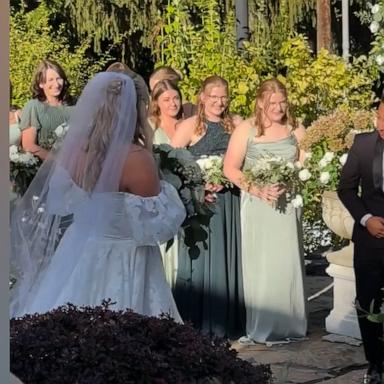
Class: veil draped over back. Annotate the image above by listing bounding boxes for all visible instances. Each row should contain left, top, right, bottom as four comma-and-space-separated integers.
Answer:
10, 72, 138, 316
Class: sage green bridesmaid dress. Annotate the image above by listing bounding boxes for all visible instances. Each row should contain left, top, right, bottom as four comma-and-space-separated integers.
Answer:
241, 128, 307, 343
152, 123, 180, 289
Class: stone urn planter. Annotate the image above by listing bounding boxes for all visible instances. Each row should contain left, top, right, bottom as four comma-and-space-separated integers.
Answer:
321, 190, 361, 339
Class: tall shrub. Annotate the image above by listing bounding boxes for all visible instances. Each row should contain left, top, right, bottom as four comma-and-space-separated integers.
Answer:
10, 3, 111, 107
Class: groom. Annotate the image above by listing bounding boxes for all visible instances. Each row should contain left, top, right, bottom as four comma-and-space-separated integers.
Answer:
338, 99, 384, 384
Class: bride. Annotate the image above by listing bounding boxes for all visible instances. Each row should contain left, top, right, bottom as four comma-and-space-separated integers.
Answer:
10, 72, 185, 321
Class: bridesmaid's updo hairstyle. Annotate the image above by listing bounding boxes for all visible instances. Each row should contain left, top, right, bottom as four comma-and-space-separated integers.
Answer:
148, 80, 183, 129
253, 78, 297, 137
31, 59, 72, 105
195, 75, 235, 136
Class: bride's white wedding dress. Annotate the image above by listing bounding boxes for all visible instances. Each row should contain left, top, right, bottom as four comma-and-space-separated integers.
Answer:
11, 167, 185, 321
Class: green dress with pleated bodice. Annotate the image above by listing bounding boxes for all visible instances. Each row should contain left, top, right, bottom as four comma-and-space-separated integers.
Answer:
241, 128, 307, 343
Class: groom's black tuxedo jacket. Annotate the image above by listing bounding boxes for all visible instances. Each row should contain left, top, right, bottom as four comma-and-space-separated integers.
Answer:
338, 131, 384, 249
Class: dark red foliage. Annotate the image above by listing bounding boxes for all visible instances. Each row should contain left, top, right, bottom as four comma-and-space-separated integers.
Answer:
10, 300, 271, 384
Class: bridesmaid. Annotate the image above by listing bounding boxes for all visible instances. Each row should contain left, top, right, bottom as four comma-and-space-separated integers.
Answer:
149, 66, 197, 118
21, 59, 74, 160
148, 79, 184, 288
171, 75, 245, 338
224, 78, 307, 344
149, 80, 183, 146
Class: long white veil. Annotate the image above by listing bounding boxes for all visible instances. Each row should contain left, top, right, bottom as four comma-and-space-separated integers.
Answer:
10, 72, 138, 316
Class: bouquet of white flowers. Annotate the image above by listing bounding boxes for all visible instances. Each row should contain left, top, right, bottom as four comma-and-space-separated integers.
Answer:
10, 145, 41, 196
196, 155, 232, 188
243, 154, 304, 208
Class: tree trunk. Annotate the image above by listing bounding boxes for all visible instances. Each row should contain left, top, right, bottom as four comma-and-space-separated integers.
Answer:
235, 0, 249, 50
316, 0, 331, 52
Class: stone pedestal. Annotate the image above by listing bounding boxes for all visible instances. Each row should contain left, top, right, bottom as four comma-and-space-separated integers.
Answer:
321, 191, 361, 339
325, 244, 361, 339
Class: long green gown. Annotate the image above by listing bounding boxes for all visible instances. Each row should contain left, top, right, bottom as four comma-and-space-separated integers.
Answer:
174, 120, 246, 338
241, 129, 307, 343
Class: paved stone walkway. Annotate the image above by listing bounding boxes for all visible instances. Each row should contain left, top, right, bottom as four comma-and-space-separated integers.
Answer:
232, 276, 367, 383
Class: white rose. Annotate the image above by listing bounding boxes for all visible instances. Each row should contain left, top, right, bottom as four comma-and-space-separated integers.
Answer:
10, 153, 20, 162
37, 207, 45, 213
286, 161, 295, 169
55, 123, 69, 137
323, 151, 334, 162
304, 152, 312, 160
9, 145, 18, 155
294, 161, 302, 169
370, 21, 380, 34
196, 158, 208, 170
339, 153, 348, 166
298, 169, 312, 181
55, 125, 64, 137
205, 158, 215, 169
319, 171, 331, 184
372, 4, 380, 14
319, 158, 328, 168
376, 55, 384, 66
292, 194, 303, 208
32, 196, 39, 201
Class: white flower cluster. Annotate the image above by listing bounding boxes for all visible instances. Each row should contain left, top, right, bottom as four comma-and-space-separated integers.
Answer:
305, 151, 348, 186
196, 155, 223, 171
196, 154, 232, 187
244, 155, 305, 207
369, 2, 384, 70
9, 145, 39, 166
54, 123, 69, 138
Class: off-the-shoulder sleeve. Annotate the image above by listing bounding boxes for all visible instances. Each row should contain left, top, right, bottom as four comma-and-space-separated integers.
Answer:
20, 99, 42, 132
125, 181, 186, 246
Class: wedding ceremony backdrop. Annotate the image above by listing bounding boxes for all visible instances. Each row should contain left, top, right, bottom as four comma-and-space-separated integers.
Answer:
9, 0, 384, 252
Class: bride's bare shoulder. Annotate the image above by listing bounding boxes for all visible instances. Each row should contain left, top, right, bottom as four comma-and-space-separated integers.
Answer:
120, 145, 160, 196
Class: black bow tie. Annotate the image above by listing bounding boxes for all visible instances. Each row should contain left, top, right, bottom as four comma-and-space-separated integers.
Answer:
373, 136, 384, 191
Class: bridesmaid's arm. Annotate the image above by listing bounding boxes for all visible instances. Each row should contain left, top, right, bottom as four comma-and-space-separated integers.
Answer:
223, 120, 252, 191
21, 127, 48, 160
170, 116, 196, 148
232, 114, 244, 128
224, 119, 281, 203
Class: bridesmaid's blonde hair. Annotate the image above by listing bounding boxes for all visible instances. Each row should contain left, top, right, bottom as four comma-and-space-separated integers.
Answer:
195, 75, 235, 136
253, 78, 297, 137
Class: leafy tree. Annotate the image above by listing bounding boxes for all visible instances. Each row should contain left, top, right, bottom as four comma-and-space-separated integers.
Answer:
10, 2, 111, 107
